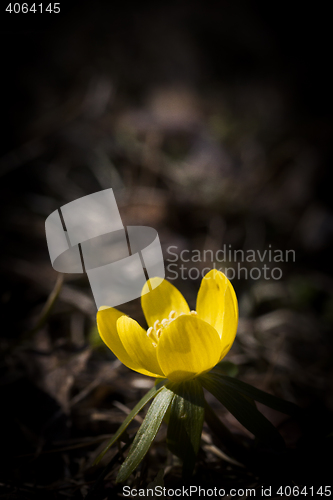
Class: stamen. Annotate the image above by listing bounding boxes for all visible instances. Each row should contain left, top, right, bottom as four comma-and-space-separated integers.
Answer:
147, 327, 159, 345
147, 309, 196, 346
154, 320, 160, 330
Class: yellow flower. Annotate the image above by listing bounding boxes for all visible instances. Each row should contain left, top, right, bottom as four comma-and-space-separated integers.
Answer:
97, 270, 238, 383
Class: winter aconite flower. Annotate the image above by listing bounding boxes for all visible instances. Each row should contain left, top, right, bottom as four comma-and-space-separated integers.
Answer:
95, 269, 296, 483
97, 269, 238, 382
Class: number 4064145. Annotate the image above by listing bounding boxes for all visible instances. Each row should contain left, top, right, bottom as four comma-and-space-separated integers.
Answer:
6, 3, 60, 13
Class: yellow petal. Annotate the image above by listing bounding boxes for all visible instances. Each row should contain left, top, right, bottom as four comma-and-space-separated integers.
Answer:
141, 278, 190, 327
117, 316, 165, 378
156, 315, 221, 382
196, 270, 238, 359
97, 307, 156, 377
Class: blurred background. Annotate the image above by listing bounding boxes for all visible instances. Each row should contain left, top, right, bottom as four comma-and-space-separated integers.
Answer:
1, 1, 333, 498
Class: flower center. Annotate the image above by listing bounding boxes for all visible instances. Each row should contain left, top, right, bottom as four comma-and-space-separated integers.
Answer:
147, 310, 197, 346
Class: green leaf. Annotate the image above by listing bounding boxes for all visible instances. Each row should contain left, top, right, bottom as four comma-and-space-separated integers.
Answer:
116, 386, 174, 482
93, 379, 167, 465
200, 373, 285, 450
213, 374, 299, 415
167, 379, 205, 477
211, 360, 239, 377
204, 401, 247, 460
